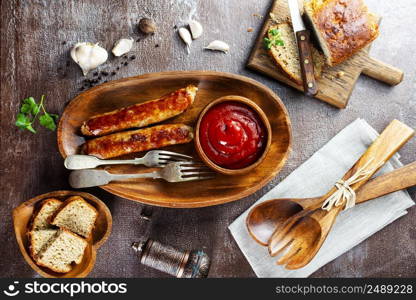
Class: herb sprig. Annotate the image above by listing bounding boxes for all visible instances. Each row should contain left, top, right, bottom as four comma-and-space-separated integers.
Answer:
264, 28, 284, 50
15, 95, 58, 133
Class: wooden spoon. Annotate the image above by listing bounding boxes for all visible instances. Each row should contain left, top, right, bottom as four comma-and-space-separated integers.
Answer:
267, 120, 414, 269
247, 161, 416, 246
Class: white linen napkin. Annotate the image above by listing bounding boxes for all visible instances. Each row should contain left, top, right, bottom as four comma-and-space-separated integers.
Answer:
229, 118, 414, 278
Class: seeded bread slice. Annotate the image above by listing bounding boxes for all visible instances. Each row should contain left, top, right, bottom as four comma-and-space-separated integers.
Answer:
267, 23, 325, 85
50, 196, 98, 239
30, 198, 62, 231
36, 229, 88, 273
28, 229, 58, 259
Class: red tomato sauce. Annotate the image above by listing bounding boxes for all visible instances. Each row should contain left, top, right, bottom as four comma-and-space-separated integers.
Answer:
199, 101, 267, 169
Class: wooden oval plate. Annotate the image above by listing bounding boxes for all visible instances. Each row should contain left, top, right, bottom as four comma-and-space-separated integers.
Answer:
12, 190, 112, 278
58, 71, 292, 208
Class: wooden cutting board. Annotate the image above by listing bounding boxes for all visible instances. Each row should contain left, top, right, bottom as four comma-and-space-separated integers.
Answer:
247, 0, 404, 108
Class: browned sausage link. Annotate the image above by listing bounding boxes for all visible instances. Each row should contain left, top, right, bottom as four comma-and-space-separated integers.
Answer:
83, 124, 194, 159
81, 85, 198, 136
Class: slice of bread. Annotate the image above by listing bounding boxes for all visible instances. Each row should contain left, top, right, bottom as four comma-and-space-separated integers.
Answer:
28, 229, 58, 258
36, 229, 87, 273
50, 196, 98, 238
30, 198, 62, 230
267, 23, 325, 85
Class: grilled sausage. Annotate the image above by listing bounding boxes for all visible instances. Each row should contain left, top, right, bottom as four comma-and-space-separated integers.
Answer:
81, 85, 198, 136
83, 124, 194, 159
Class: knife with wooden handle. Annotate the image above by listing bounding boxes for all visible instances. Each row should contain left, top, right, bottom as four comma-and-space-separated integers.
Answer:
288, 0, 318, 96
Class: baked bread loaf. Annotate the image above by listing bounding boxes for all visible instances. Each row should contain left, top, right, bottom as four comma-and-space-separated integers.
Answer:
304, 0, 379, 66
28, 229, 58, 257
50, 196, 98, 239
267, 23, 325, 85
30, 198, 62, 230
35, 229, 88, 273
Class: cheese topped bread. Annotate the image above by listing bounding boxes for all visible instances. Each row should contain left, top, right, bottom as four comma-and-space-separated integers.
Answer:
267, 23, 325, 85
30, 198, 62, 230
50, 196, 98, 239
304, 0, 379, 66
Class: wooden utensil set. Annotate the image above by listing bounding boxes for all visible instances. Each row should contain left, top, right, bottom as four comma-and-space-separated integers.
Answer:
247, 120, 416, 270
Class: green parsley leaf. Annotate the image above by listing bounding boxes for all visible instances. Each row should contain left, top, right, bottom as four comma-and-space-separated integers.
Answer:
263, 37, 272, 50
23, 97, 39, 115
274, 39, 284, 46
25, 123, 37, 134
39, 113, 57, 131
269, 28, 279, 36
15, 113, 37, 133
15, 113, 30, 128
50, 114, 59, 121
15, 95, 58, 133
20, 103, 32, 114
264, 30, 285, 50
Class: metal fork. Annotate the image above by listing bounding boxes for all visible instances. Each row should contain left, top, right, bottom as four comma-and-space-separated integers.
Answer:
64, 150, 193, 170
69, 161, 216, 188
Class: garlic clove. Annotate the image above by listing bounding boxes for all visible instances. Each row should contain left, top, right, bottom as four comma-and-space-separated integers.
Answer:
189, 20, 203, 39
178, 28, 192, 54
112, 38, 134, 57
204, 40, 230, 53
71, 42, 108, 76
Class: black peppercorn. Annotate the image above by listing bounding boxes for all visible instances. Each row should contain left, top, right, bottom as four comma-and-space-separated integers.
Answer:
138, 18, 156, 34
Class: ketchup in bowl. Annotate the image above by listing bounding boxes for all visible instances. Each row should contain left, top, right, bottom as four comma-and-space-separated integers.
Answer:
199, 101, 267, 169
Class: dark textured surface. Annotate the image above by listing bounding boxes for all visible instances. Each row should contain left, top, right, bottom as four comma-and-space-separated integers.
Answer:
1, 0, 415, 278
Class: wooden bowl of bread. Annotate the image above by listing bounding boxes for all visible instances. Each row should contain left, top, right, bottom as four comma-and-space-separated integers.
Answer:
12, 190, 112, 278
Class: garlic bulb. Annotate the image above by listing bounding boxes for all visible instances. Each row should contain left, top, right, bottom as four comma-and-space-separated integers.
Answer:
179, 28, 192, 54
204, 40, 230, 53
189, 20, 203, 39
71, 42, 108, 76
112, 38, 134, 57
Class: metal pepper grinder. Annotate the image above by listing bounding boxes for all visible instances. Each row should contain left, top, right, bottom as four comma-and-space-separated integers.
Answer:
132, 207, 211, 278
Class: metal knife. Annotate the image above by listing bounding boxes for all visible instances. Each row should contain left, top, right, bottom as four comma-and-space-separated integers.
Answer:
288, 0, 318, 96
